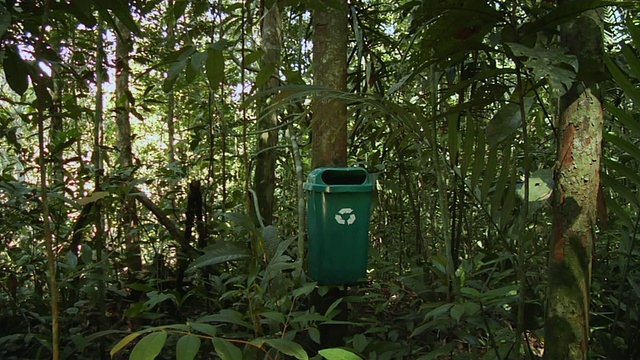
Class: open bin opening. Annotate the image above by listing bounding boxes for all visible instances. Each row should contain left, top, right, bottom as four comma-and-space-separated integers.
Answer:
321, 169, 368, 185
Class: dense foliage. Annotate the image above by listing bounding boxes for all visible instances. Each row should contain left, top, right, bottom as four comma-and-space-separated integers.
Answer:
0, 0, 639, 359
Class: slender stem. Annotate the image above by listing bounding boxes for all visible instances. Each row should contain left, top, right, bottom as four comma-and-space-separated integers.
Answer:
288, 124, 305, 265
34, 1, 58, 358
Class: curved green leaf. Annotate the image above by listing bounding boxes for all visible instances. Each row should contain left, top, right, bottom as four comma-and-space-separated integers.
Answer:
265, 338, 308, 360
130, 331, 167, 360
110, 331, 143, 357
176, 334, 201, 360
318, 348, 363, 360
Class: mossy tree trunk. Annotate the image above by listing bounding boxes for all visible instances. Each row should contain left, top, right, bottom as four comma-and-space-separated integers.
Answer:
115, 20, 142, 279
544, 4, 604, 359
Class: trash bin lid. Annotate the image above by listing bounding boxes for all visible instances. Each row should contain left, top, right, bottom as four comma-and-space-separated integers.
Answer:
303, 167, 373, 193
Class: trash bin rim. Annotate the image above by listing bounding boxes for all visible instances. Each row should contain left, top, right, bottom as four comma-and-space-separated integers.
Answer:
303, 183, 373, 193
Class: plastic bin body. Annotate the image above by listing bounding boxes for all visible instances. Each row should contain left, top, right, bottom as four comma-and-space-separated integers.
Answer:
304, 167, 373, 285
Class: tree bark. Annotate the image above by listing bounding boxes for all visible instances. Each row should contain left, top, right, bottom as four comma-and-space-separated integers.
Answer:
253, 1, 282, 226
115, 19, 142, 277
311, 0, 348, 168
544, 4, 604, 359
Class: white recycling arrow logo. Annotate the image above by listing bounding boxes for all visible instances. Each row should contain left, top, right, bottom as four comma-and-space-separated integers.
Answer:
335, 208, 356, 225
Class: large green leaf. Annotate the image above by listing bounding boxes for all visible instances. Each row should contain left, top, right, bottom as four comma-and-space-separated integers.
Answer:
3, 48, 30, 95
318, 348, 363, 360
206, 40, 227, 91
186, 242, 250, 272
176, 334, 201, 360
486, 97, 534, 146
212, 338, 242, 360
265, 338, 308, 360
516, 168, 554, 214
507, 42, 577, 96
130, 331, 167, 360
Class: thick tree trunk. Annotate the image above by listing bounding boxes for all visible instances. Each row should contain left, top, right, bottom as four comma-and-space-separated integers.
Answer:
311, 0, 348, 168
253, 1, 282, 226
544, 5, 604, 359
115, 20, 142, 278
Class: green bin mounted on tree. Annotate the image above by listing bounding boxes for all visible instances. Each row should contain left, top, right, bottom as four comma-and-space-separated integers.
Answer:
304, 167, 373, 285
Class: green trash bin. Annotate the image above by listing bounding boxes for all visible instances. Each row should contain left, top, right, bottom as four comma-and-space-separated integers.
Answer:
304, 167, 373, 285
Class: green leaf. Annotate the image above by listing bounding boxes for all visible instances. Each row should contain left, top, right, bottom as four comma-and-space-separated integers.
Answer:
486, 97, 534, 146
450, 304, 465, 323
308, 327, 321, 344
3, 48, 30, 95
265, 338, 308, 360
110, 331, 143, 357
516, 168, 554, 213
212, 338, 242, 360
259, 311, 286, 325
176, 334, 201, 360
173, 0, 189, 20
197, 309, 253, 329
318, 348, 363, 360
188, 322, 217, 337
293, 282, 317, 298
424, 303, 454, 320
463, 302, 481, 317
206, 42, 226, 91
187, 51, 208, 83
130, 331, 167, 360
143, 292, 176, 310
606, 102, 640, 139
243, 50, 264, 65
256, 63, 276, 88
352, 334, 367, 353
187, 242, 251, 272
602, 172, 640, 209
163, 59, 187, 93
605, 132, 640, 162
0, 5, 11, 39
606, 55, 640, 106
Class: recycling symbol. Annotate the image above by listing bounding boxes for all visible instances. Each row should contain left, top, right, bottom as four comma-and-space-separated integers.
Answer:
335, 208, 356, 225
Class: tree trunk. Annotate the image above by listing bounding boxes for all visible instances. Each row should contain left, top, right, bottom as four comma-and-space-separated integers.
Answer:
115, 20, 142, 278
310, 0, 349, 350
253, 1, 282, 226
311, 0, 348, 169
544, 4, 604, 359
166, 0, 176, 164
